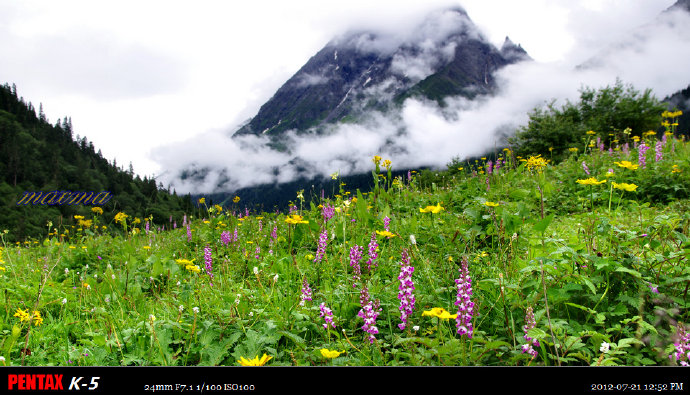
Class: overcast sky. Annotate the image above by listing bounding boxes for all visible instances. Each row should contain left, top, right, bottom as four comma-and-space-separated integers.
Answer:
1, 0, 687, 192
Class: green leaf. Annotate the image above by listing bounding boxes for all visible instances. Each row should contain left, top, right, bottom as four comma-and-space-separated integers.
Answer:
616, 338, 644, 348
533, 214, 554, 233
614, 266, 642, 279
564, 302, 596, 314
581, 277, 597, 295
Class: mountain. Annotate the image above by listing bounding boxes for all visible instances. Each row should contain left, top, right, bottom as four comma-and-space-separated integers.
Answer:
233, 7, 529, 140
0, 83, 195, 241
170, 7, 530, 206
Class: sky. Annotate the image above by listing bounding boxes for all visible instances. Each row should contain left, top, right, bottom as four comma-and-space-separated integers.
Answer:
1, 0, 688, 194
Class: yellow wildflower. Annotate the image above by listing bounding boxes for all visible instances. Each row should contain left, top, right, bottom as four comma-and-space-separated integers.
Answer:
614, 161, 639, 170
612, 182, 638, 192
672, 165, 681, 173
375, 230, 396, 238
586, 130, 596, 135
576, 177, 607, 186
568, 147, 579, 152
185, 264, 201, 273
32, 311, 43, 326
198, 197, 205, 204
91, 207, 103, 215
372, 155, 382, 165
237, 354, 272, 366
524, 155, 549, 172
422, 308, 457, 319
484, 201, 499, 207
14, 308, 31, 322
383, 159, 392, 168
285, 215, 309, 225
114, 212, 128, 224
320, 349, 345, 359
419, 203, 444, 213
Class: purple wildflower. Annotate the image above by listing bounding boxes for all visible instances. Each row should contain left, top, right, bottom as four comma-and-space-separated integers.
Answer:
622, 143, 629, 155
494, 158, 502, 172
647, 282, 660, 294
204, 245, 213, 285
582, 161, 590, 175
173, 221, 177, 229
187, 223, 192, 242
145, 220, 150, 234
314, 229, 328, 263
289, 205, 297, 214
454, 260, 474, 339
383, 216, 391, 232
233, 227, 239, 242
365, 232, 378, 271
271, 226, 277, 242
349, 244, 363, 286
397, 249, 415, 330
407, 170, 412, 183
322, 204, 335, 223
486, 160, 493, 175
258, 219, 263, 232
357, 287, 380, 344
319, 303, 335, 330
639, 142, 650, 169
669, 323, 690, 366
521, 306, 539, 358
655, 140, 663, 162
254, 246, 261, 260
220, 231, 231, 246
299, 278, 312, 306
183, 214, 187, 226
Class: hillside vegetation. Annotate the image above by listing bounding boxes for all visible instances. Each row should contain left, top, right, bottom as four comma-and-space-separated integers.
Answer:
0, 83, 194, 242
1, 85, 689, 367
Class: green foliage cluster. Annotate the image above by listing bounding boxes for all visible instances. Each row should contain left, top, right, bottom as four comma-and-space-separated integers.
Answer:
0, 83, 194, 241
510, 80, 666, 162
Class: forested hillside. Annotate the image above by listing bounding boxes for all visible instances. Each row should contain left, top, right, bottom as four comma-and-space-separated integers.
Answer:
0, 83, 194, 241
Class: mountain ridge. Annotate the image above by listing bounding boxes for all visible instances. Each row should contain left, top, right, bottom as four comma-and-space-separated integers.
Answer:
233, 7, 529, 139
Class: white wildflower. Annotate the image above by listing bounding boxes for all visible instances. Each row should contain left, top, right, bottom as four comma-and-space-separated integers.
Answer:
600, 342, 610, 354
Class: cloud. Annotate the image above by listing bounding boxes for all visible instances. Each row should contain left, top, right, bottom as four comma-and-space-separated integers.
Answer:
0, 23, 187, 100
154, 4, 690, 195
294, 72, 330, 88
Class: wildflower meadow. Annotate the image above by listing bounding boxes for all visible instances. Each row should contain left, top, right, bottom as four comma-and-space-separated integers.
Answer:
1, 112, 689, 367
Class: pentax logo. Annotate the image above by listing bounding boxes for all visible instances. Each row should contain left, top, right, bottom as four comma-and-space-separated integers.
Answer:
7, 375, 100, 391
7, 374, 64, 390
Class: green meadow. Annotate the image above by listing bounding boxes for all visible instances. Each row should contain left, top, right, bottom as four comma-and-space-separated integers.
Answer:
2, 109, 689, 367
